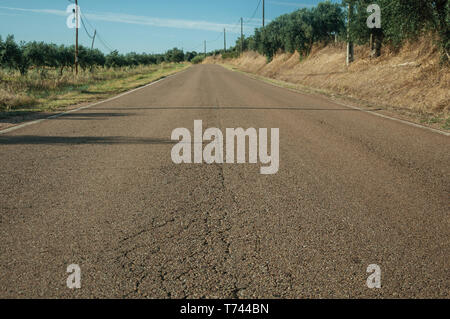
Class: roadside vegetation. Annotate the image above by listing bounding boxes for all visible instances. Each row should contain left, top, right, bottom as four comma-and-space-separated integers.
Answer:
222, 0, 449, 64
191, 55, 205, 64
0, 37, 199, 114
0, 63, 188, 116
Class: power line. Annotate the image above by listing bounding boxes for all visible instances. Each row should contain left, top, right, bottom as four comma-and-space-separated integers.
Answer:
228, 18, 242, 32
96, 33, 114, 52
80, 11, 96, 31
80, 15, 94, 39
187, 43, 204, 52
79, 10, 114, 52
188, 30, 223, 53
182, 0, 262, 54
245, 0, 262, 24
208, 32, 223, 44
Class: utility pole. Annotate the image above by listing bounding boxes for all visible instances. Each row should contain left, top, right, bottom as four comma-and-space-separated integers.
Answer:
75, 0, 79, 75
262, 0, 265, 28
91, 30, 96, 50
204, 40, 206, 58
240, 17, 244, 55
346, 1, 354, 66
224, 28, 226, 52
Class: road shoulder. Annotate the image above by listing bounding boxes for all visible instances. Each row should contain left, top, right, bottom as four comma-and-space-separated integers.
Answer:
218, 63, 450, 136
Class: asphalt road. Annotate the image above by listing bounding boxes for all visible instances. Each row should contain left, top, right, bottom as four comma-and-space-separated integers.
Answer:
0, 65, 448, 298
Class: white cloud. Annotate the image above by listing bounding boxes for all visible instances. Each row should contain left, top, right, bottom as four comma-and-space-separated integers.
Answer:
0, 6, 242, 33
84, 12, 239, 33
0, 6, 67, 16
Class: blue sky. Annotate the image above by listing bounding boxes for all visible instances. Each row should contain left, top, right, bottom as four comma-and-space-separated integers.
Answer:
0, 0, 330, 54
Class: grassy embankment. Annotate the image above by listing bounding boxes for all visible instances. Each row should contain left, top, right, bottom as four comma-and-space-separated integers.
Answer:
0, 63, 189, 117
205, 38, 449, 130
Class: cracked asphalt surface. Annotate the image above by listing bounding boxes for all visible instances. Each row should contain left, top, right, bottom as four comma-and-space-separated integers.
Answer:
0, 65, 449, 298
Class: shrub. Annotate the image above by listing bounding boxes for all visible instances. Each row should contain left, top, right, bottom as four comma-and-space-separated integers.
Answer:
191, 55, 205, 64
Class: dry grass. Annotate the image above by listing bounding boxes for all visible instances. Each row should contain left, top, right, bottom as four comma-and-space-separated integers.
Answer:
206, 37, 449, 129
0, 63, 189, 115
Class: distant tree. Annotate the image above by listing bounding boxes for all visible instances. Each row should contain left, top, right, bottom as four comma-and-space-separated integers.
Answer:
155, 54, 165, 64
79, 47, 105, 71
165, 48, 185, 63
23, 42, 57, 70
185, 51, 198, 62
191, 55, 204, 64
55, 45, 74, 75
244, 1, 344, 60
0, 35, 30, 74
125, 52, 140, 67
90, 49, 106, 68
105, 50, 125, 68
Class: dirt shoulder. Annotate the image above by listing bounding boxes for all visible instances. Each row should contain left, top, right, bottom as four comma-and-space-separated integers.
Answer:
206, 39, 449, 133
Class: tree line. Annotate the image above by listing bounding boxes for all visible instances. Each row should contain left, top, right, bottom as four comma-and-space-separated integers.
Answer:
229, 0, 449, 62
245, 1, 344, 60
346, 0, 448, 59
0, 35, 202, 75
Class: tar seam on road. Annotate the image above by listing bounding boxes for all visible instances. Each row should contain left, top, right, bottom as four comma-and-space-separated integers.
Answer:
0, 69, 189, 136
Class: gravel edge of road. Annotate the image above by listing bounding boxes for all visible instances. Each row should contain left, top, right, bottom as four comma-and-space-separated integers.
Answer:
217, 63, 450, 136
